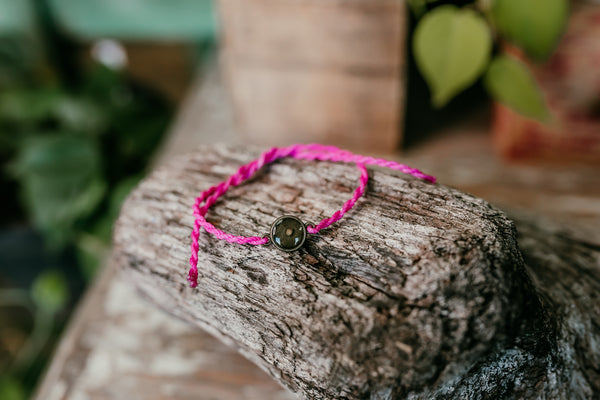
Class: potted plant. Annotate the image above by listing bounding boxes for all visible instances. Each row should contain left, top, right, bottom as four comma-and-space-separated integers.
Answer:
410, 0, 565, 120
490, 1, 600, 163
410, 0, 599, 163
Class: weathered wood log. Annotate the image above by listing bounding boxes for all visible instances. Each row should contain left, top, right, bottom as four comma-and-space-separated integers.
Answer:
114, 144, 599, 399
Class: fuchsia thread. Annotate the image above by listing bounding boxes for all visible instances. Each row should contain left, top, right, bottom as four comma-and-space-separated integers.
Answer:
188, 143, 436, 287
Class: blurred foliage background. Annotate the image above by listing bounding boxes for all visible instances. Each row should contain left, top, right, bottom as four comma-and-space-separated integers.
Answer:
0, 0, 215, 398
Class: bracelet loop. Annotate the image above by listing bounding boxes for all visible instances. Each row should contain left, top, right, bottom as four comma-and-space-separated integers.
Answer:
188, 144, 435, 287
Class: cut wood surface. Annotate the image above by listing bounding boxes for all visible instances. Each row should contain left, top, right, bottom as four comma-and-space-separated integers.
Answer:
114, 144, 599, 399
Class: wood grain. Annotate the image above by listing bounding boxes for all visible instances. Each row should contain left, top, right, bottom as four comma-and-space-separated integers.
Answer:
112, 144, 599, 399
217, 0, 406, 152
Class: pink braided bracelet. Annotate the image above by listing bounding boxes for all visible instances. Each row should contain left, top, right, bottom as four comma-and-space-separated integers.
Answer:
188, 143, 436, 288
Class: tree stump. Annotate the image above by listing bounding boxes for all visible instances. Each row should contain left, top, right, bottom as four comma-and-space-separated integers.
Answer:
114, 144, 599, 399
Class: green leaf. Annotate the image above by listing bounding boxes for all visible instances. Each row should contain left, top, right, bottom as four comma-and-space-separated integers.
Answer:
0, 89, 108, 134
74, 174, 141, 280
31, 270, 69, 313
484, 55, 549, 121
0, 377, 25, 400
413, 5, 492, 107
14, 134, 99, 174
12, 134, 107, 247
492, 0, 568, 61
0, 88, 63, 123
54, 96, 109, 135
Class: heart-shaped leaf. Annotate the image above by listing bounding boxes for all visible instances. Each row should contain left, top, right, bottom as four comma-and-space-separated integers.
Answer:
492, 0, 568, 62
413, 5, 492, 107
484, 55, 550, 122
13, 134, 107, 247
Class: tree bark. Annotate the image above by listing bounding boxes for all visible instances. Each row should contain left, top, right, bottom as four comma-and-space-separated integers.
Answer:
114, 144, 599, 399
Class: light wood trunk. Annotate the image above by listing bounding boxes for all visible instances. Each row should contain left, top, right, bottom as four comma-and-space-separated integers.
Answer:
217, 0, 407, 153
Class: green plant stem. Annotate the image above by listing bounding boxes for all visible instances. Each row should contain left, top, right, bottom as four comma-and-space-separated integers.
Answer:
475, 0, 496, 33
407, 0, 427, 17
476, 0, 493, 13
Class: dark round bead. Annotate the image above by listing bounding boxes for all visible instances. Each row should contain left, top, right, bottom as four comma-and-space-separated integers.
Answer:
270, 215, 306, 252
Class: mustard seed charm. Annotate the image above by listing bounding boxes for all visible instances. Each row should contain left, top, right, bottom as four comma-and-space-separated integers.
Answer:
270, 215, 307, 252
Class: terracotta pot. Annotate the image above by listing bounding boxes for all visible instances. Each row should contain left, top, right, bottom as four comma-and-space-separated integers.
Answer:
492, 2, 600, 165
217, 0, 407, 153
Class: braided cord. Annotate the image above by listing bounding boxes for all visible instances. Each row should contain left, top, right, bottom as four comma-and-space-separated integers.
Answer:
188, 143, 435, 287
